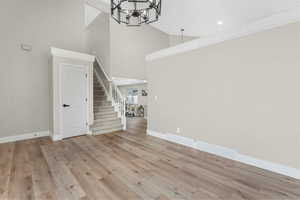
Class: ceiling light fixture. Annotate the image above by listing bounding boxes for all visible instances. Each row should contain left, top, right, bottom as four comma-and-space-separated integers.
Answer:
217, 21, 223, 25
111, 0, 162, 26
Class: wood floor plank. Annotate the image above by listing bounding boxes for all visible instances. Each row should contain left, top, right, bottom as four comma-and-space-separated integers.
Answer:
0, 143, 14, 200
8, 141, 34, 200
41, 142, 86, 200
1, 118, 300, 200
28, 140, 59, 200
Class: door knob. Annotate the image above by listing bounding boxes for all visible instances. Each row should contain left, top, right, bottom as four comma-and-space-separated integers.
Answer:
63, 104, 71, 107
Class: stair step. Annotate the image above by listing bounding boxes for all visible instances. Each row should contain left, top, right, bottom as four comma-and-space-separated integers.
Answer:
94, 110, 116, 116
94, 101, 111, 105
94, 91, 104, 94
94, 107, 115, 113
94, 105, 114, 110
93, 119, 122, 127
94, 95, 106, 98
94, 99, 111, 102
94, 103, 111, 108
92, 125, 123, 135
94, 87, 103, 90
93, 120, 122, 128
94, 116, 120, 123
94, 100, 109, 105
95, 112, 118, 119
92, 127, 123, 135
94, 89, 105, 91
94, 97, 107, 101
94, 94, 106, 97
94, 93, 105, 96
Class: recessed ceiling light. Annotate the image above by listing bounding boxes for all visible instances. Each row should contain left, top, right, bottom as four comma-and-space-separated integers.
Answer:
217, 21, 223, 25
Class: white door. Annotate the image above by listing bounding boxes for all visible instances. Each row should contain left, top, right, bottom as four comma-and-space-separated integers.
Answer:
61, 64, 88, 139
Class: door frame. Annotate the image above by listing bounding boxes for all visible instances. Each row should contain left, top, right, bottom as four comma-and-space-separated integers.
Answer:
59, 63, 90, 139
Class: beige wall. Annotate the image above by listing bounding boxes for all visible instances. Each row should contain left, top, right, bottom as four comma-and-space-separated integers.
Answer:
147, 22, 300, 169
110, 19, 169, 80
0, 0, 85, 138
169, 35, 198, 47
85, 13, 111, 76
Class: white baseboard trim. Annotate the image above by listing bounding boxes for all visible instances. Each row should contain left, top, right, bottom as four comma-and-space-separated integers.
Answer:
147, 129, 300, 180
52, 134, 63, 141
87, 130, 93, 135
0, 131, 51, 144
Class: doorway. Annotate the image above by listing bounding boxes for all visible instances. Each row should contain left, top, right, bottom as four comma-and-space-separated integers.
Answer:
61, 64, 88, 139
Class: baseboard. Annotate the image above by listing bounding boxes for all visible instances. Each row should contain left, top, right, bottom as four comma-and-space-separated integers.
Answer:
52, 134, 63, 141
87, 130, 93, 135
0, 131, 50, 144
147, 129, 300, 180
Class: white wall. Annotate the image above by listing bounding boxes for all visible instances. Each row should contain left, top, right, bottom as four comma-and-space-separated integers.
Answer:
0, 0, 85, 138
110, 19, 170, 80
147, 22, 300, 169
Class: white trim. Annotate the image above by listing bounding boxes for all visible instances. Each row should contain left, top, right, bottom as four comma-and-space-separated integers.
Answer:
0, 131, 50, 144
52, 134, 63, 142
94, 68, 110, 99
194, 140, 238, 160
87, 130, 93, 135
146, 7, 300, 61
95, 57, 111, 82
147, 130, 300, 180
51, 47, 95, 62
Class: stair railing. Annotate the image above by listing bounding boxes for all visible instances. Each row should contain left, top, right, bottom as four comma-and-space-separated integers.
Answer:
94, 57, 127, 130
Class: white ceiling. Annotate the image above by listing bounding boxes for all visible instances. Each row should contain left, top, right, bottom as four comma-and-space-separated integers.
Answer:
152, 0, 300, 37
91, 0, 300, 37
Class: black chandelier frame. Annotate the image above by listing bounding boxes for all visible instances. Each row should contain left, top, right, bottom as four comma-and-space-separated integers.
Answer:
111, 0, 162, 26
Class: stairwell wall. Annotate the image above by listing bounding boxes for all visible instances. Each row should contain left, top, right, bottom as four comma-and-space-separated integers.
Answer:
109, 19, 170, 80
85, 13, 111, 77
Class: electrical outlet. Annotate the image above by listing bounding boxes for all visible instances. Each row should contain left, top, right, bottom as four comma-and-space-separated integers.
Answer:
154, 96, 158, 101
176, 128, 180, 134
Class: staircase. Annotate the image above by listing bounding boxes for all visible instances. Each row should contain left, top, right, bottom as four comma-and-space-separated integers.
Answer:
91, 58, 126, 134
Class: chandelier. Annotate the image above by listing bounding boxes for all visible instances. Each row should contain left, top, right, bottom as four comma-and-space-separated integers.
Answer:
111, 0, 162, 26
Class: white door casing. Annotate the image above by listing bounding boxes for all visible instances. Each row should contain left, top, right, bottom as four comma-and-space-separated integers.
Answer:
60, 64, 88, 139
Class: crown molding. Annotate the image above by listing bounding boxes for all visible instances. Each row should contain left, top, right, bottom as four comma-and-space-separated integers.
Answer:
146, 7, 300, 62
51, 47, 95, 62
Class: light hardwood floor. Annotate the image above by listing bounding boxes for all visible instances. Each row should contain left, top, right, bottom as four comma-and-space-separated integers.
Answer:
1, 118, 300, 200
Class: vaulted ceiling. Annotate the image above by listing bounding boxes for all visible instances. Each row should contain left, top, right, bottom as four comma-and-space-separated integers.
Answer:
89, 0, 300, 37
